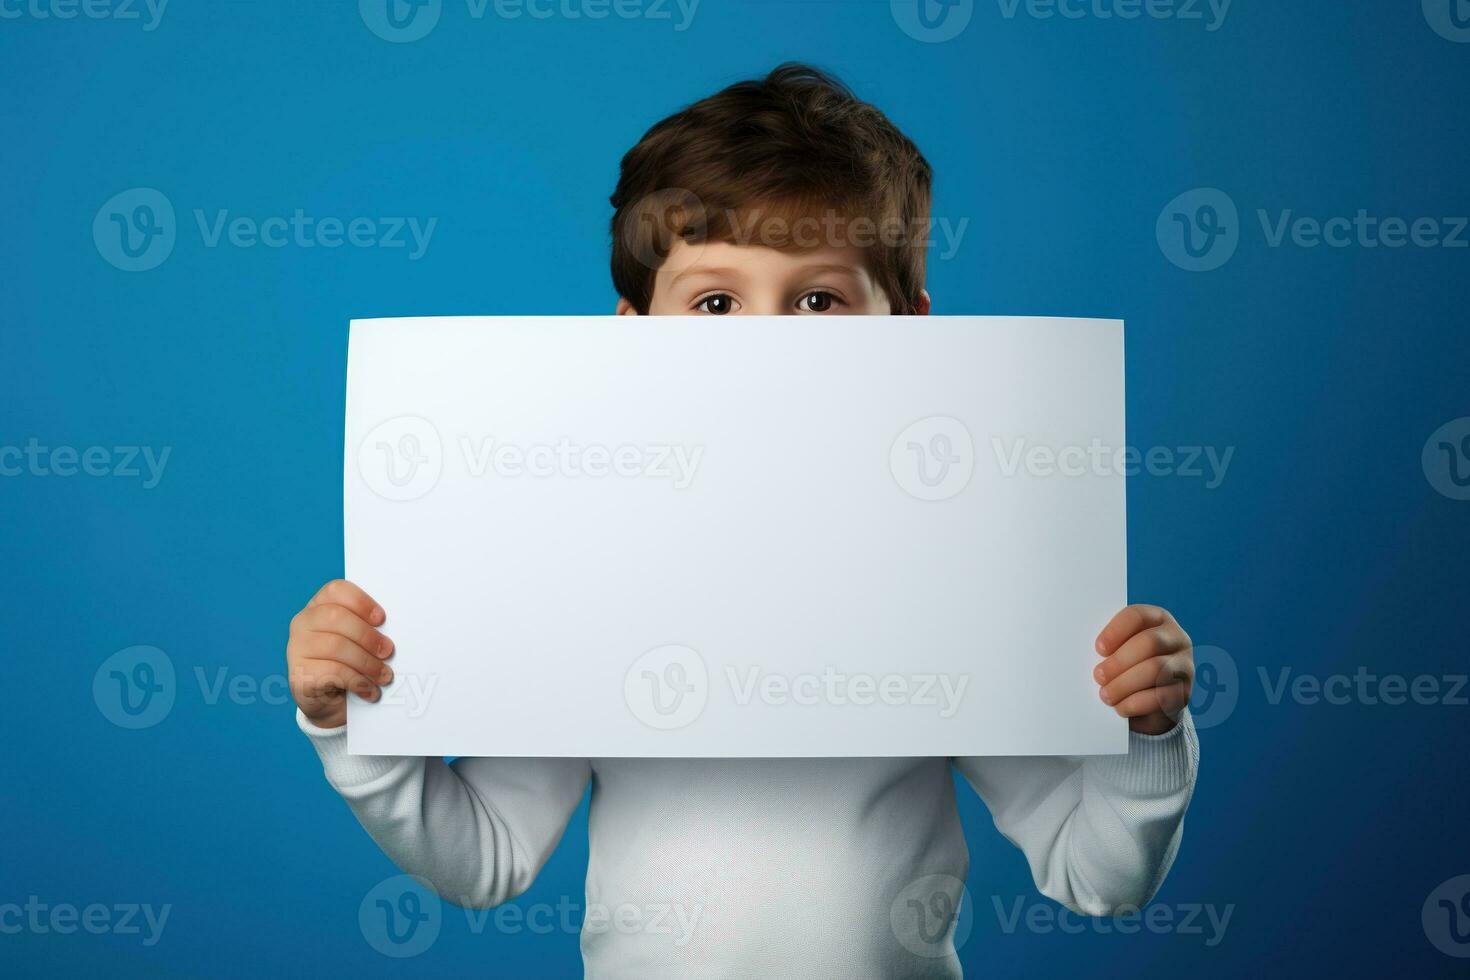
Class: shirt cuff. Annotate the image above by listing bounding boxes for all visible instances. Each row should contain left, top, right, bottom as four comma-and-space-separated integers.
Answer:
296, 708, 409, 787
1086, 709, 1200, 797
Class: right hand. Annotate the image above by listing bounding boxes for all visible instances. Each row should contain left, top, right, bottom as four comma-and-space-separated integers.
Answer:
287, 579, 395, 729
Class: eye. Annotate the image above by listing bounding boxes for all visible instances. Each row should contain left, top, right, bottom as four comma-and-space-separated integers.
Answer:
694, 293, 737, 315
797, 291, 840, 313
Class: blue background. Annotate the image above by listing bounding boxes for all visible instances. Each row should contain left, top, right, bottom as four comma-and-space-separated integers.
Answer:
3, 0, 1468, 976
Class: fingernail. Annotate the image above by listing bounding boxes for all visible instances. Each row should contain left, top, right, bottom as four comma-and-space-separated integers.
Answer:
1099, 688, 1113, 705
380, 666, 394, 685
379, 635, 394, 658
371, 605, 386, 625
1095, 637, 1107, 655
1094, 665, 1106, 683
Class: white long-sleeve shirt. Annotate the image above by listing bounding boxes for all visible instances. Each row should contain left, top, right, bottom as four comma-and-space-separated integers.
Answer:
301, 710, 1198, 978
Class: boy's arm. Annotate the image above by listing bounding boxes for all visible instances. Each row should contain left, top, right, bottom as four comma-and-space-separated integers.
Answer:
286, 578, 589, 907
300, 712, 591, 908
953, 712, 1198, 916
954, 604, 1200, 915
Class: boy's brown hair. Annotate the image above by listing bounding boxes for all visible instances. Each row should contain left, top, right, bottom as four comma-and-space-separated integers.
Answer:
609, 64, 933, 314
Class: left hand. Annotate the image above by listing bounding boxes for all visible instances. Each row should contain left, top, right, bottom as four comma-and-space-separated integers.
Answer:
1094, 604, 1194, 735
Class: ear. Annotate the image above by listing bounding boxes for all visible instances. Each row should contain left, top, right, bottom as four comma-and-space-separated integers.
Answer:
615, 296, 639, 316
914, 290, 931, 316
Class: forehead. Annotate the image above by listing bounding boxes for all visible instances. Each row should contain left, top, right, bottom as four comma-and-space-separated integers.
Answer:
657, 239, 872, 282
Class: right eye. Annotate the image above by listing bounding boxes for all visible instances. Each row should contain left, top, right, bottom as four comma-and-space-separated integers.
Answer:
693, 293, 738, 315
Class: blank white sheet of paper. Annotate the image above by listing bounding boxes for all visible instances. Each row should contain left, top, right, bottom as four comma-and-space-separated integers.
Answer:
344, 315, 1128, 758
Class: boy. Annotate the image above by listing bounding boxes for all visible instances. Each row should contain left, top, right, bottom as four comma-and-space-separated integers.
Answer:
289, 65, 1198, 977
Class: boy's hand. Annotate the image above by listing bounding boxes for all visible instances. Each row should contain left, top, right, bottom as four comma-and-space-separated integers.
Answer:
286, 579, 394, 729
1093, 604, 1194, 735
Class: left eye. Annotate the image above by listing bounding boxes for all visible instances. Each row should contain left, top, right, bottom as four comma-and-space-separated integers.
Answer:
798, 291, 837, 313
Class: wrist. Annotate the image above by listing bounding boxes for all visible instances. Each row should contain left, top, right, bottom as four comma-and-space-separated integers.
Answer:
1129, 712, 1178, 736
296, 707, 347, 737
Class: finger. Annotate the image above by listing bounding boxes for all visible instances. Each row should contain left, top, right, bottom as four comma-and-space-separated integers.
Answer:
1096, 604, 1174, 656
1153, 671, 1192, 719
295, 603, 393, 658
305, 634, 394, 684
1101, 652, 1192, 706
292, 662, 382, 702
1112, 676, 1191, 720
1095, 624, 1191, 685
308, 579, 385, 626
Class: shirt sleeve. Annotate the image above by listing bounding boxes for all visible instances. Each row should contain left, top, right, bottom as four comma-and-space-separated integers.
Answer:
298, 709, 591, 908
953, 710, 1200, 915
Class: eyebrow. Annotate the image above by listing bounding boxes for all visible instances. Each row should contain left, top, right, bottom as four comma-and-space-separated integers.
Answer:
668, 262, 866, 287
668, 266, 745, 287
794, 264, 868, 279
